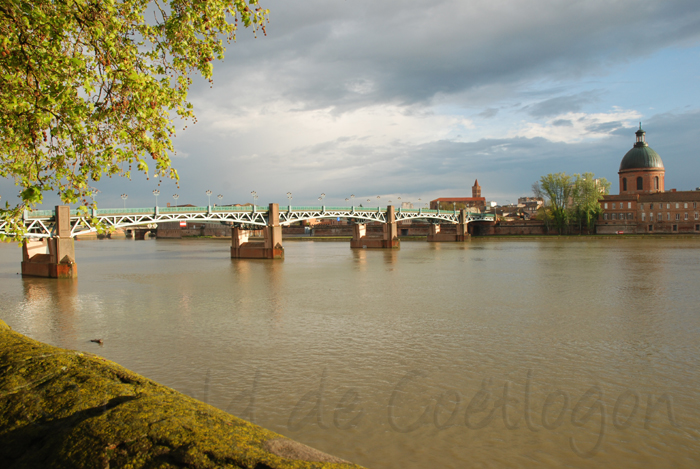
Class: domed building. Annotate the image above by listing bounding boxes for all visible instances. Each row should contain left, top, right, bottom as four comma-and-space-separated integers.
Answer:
597, 126, 700, 234
618, 125, 664, 195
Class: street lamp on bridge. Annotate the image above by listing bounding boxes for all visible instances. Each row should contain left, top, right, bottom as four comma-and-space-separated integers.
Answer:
286, 192, 292, 209
152, 190, 160, 207
206, 190, 212, 207
217, 194, 223, 206
172, 194, 179, 207
251, 191, 258, 207
121, 194, 128, 210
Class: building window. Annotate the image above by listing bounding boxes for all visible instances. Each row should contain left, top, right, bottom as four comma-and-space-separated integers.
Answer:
604, 203, 608, 209
684, 203, 688, 209
603, 213, 608, 220
649, 225, 653, 232
654, 176, 659, 190
676, 213, 680, 221
642, 213, 646, 221
628, 202, 632, 209
696, 212, 699, 220
667, 213, 671, 220
612, 213, 616, 220
673, 224, 678, 232
666, 203, 670, 209
628, 212, 633, 220
696, 224, 700, 232
637, 177, 643, 190
622, 178, 627, 191
676, 203, 680, 209
659, 203, 663, 209
658, 213, 662, 221
685, 213, 688, 220
612, 202, 616, 209
694, 202, 697, 209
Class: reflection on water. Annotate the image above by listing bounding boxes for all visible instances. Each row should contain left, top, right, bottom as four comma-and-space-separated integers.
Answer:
1, 238, 700, 468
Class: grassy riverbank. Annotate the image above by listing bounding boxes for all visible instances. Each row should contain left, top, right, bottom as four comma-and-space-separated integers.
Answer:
0, 320, 364, 469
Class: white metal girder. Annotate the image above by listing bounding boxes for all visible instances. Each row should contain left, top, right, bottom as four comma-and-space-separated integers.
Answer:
3, 206, 496, 239
279, 208, 386, 226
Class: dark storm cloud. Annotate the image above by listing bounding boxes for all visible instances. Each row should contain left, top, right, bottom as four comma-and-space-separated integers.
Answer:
201, 0, 700, 110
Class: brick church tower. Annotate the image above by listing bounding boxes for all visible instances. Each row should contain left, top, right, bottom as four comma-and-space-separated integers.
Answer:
472, 179, 481, 198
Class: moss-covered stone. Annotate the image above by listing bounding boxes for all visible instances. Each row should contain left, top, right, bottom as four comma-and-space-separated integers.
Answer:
0, 320, 366, 469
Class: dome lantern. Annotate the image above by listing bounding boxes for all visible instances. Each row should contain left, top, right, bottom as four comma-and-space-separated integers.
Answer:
635, 122, 646, 146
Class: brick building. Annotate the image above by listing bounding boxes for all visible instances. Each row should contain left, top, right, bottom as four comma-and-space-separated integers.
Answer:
430, 179, 486, 210
598, 126, 700, 234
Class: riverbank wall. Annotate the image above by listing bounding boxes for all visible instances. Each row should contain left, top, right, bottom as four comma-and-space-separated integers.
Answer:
0, 320, 364, 469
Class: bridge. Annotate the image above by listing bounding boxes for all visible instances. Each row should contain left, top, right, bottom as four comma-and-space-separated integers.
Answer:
5, 204, 495, 279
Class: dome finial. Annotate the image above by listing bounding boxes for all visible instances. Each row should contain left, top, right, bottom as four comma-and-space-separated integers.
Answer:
639, 122, 642, 130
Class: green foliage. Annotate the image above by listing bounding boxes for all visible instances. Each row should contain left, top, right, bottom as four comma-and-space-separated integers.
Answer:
532, 172, 573, 234
0, 0, 269, 240
533, 172, 610, 234
570, 172, 611, 233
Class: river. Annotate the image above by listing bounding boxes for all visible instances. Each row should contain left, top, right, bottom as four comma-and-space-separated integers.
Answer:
1, 237, 699, 468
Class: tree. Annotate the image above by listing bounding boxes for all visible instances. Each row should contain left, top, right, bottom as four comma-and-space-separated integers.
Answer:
533, 172, 610, 234
532, 173, 573, 234
0, 0, 269, 240
570, 173, 611, 234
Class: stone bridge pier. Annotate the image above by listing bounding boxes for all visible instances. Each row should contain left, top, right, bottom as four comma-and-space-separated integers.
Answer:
350, 205, 400, 249
427, 210, 471, 242
21, 206, 77, 279
231, 203, 284, 259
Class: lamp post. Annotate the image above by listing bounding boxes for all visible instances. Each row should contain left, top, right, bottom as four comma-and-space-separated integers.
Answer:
286, 192, 292, 210
217, 194, 223, 206
152, 189, 160, 206
172, 194, 179, 207
319, 193, 325, 206
350, 194, 355, 205
251, 191, 258, 207
90, 189, 99, 207
121, 193, 128, 210
206, 190, 212, 207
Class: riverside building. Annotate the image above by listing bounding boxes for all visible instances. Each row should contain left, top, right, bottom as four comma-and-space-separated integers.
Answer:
430, 179, 486, 210
598, 126, 700, 234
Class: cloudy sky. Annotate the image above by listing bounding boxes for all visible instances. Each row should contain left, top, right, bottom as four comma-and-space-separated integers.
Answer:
7, 0, 700, 208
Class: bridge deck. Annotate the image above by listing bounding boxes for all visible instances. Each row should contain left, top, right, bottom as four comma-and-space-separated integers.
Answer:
4, 206, 495, 238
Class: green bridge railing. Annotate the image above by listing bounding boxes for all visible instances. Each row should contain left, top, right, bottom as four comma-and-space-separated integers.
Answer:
27, 206, 496, 219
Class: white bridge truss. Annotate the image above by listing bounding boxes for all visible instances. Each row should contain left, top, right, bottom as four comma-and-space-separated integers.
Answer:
4, 206, 495, 239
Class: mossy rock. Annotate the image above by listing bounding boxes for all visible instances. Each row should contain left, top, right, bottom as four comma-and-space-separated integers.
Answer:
0, 320, 366, 469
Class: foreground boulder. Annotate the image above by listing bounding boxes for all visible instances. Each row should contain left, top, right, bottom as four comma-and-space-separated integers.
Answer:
0, 320, 364, 469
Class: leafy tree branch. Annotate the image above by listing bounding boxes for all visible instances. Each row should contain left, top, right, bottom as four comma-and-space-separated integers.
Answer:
0, 0, 269, 240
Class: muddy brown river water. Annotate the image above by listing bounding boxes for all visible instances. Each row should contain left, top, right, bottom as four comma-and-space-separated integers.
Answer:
1, 237, 699, 468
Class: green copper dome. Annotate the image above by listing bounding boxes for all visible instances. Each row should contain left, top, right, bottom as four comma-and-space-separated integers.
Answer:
619, 126, 664, 171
